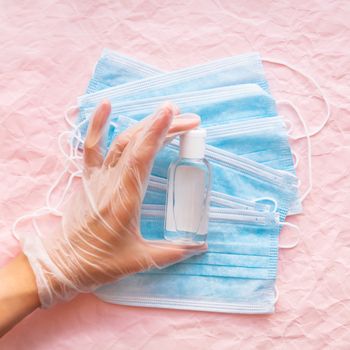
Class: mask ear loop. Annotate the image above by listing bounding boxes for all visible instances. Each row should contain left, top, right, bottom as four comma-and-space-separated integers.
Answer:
110, 120, 119, 129
273, 285, 279, 304
13, 110, 86, 241
12, 206, 63, 240
47, 120, 86, 209
296, 177, 302, 188
283, 119, 294, 136
278, 101, 312, 202
64, 105, 79, 128
263, 58, 331, 139
57, 131, 83, 170
92, 60, 99, 76
46, 169, 82, 210
254, 197, 277, 212
65, 107, 86, 161
279, 222, 301, 249
291, 151, 299, 168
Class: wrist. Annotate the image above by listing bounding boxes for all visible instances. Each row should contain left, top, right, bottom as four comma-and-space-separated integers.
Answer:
0, 253, 40, 336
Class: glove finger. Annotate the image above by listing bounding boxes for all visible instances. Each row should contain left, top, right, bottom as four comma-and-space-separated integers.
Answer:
164, 113, 201, 142
84, 100, 111, 173
111, 105, 174, 216
104, 101, 180, 168
124, 105, 174, 180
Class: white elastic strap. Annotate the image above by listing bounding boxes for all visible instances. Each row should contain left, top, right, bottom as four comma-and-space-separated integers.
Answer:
58, 131, 73, 157
273, 285, 279, 304
68, 116, 89, 155
263, 58, 331, 139
110, 121, 119, 129
254, 197, 277, 212
57, 134, 82, 174
91, 60, 99, 76
12, 207, 62, 240
283, 119, 293, 135
13, 112, 85, 241
279, 222, 301, 249
291, 151, 299, 168
51, 117, 87, 205
64, 105, 79, 128
297, 177, 302, 189
46, 167, 69, 208
61, 110, 87, 169
46, 169, 82, 210
49, 126, 85, 210
278, 101, 312, 202
32, 217, 45, 238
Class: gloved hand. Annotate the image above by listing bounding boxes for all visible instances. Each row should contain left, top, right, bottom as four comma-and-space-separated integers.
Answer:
19, 101, 207, 308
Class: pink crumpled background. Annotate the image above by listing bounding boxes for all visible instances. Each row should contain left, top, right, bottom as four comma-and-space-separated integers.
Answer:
1, 0, 350, 348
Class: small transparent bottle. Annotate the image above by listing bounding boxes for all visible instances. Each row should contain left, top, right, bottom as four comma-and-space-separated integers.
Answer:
164, 129, 211, 244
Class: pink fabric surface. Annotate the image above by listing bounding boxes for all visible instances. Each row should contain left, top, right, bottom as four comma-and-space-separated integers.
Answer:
1, 0, 350, 348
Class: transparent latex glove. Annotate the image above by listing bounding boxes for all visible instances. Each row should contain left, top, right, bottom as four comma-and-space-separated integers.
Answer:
19, 101, 207, 308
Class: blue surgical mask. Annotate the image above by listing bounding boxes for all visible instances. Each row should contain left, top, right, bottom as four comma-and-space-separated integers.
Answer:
206, 116, 294, 171
205, 116, 302, 214
112, 115, 298, 223
77, 84, 277, 152
95, 205, 280, 314
87, 49, 161, 93
60, 50, 306, 315
84, 50, 320, 212
79, 51, 301, 215
79, 84, 291, 177
102, 94, 291, 173
95, 85, 299, 214
87, 49, 329, 145
93, 83, 275, 126
78, 52, 270, 123
146, 175, 272, 212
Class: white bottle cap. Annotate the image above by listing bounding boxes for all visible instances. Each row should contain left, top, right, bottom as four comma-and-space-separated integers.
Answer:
180, 128, 207, 159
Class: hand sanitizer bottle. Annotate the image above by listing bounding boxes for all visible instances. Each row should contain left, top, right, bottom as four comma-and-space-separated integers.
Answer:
164, 129, 211, 244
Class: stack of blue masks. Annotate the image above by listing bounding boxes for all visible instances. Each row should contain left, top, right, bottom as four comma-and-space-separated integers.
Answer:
73, 49, 301, 314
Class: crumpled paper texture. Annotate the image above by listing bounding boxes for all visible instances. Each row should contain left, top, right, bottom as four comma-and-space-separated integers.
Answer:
1, 0, 350, 348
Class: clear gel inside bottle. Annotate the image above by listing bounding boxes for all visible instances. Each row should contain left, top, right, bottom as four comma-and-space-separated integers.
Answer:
164, 129, 211, 244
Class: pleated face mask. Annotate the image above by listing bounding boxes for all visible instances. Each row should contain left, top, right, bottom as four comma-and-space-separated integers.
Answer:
99, 89, 290, 172
78, 83, 293, 175
204, 116, 302, 214
86, 49, 162, 94
75, 85, 303, 215
145, 175, 272, 212
82, 48, 320, 212
78, 80, 302, 215
95, 205, 281, 314
111, 115, 298, 222
77, 84, 278, 160
77, 49, 300, 215
77, 51, 269, 125
80, 83, 276, 134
